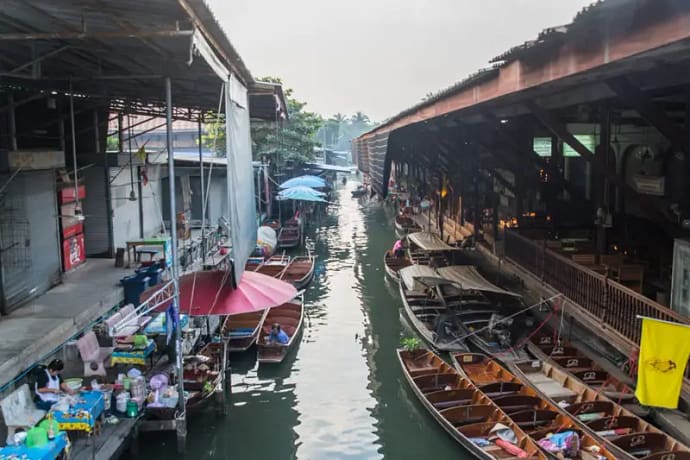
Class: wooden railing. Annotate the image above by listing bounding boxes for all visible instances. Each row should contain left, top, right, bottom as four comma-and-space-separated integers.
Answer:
505, 230, 690, 378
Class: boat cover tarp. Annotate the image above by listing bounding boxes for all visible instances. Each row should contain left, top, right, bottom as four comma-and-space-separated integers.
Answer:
399, 264, 521, 299
407, 232, 457, 251
436, 266, 521, 299
399, 265, 439, 291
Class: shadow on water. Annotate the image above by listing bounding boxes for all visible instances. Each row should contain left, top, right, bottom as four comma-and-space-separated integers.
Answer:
135, 179, 470, 459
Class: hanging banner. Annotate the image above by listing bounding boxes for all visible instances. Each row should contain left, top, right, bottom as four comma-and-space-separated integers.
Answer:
635, 317, 690, 408
225, 75, 257, 286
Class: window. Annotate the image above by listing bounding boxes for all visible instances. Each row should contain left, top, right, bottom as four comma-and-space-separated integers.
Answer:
533, 137, 551, 157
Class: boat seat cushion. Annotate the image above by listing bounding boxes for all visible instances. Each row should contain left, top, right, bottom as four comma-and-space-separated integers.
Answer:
535, 381, 576, 401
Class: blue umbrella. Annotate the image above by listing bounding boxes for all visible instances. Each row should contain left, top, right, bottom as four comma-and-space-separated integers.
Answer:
279, 175, 326, 189
277, 186, 327, 202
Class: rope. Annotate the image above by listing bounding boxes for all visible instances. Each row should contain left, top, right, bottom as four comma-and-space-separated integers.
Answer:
496, 307, 557, 358
445, 294, 564, 347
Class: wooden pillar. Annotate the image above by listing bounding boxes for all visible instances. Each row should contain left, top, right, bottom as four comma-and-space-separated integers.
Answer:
596, 107, 611, 255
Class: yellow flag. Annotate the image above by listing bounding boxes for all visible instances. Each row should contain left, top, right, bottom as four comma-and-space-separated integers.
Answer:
136, 145, 147, 163
635, 318, 690, 408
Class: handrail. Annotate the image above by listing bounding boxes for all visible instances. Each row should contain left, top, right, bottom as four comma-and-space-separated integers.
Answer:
504, 229, 690, 381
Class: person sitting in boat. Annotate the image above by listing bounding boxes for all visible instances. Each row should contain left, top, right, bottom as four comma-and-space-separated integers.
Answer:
34, 359, 76, 410
268, 323, 289, 345
392, 239, 405, 258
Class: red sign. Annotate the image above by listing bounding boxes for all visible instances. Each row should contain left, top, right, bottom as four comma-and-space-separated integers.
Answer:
58, 185, 86, 204
62, 233, 86, 271
61, 222, 84, 239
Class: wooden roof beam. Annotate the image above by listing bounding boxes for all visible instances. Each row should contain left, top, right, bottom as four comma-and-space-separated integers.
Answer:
526, 101, 677, 236
606, 76, 690, 155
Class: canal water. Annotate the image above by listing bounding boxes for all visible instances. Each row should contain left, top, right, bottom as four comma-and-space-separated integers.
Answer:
138, 179, 469, 459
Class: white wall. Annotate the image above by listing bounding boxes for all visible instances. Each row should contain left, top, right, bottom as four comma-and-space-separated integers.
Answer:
110, 163, 166, 249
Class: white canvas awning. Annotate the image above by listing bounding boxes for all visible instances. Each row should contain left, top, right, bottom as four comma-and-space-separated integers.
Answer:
399, 265, 439, 291
436, 266, 521, 299
407, 232, 457, 252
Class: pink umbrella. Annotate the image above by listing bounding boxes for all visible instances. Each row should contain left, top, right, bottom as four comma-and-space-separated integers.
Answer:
145, 270, 298, 316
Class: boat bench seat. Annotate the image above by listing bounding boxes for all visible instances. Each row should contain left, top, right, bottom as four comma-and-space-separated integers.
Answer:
535, 381, 577, 402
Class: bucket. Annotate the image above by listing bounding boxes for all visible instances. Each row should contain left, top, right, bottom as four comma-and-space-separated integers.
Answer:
116, 392, 130, 413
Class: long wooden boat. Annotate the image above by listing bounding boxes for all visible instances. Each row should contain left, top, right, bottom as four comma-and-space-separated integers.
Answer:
527, 333, 647, 416
281, 255, 315, 290
185, 342, 224, 413
248, 255, 290, 276
383, 249, 412, 283
395, 215, 421, 235
351, 186, 367, 198
452, 353, 617, 459
398, 273, 470, 352
399, 267, 527, 358
510, 359, 690, 460
277, 218, 301, 249
397, 348, 546, 459
257, 301, 304, 364
221, 309, 269, 352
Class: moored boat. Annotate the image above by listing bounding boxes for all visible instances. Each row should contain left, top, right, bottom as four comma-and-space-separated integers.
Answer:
278, 219, 301, 248
281, 255, 315, 290
395, 215, 421, 235
257, 300, 304, 364
510, 360, 690, 460
383, 249, 412, 282
398, 266, 470, 352
221, 309, 269, 352
397, 348, 546, 459
527, 333, 647, 416
451, 353, 617, 459
184, 342, 224, 412
351, 185, 367, 197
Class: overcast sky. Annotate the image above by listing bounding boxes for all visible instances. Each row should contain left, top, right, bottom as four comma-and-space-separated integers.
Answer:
208, 0, 593, 122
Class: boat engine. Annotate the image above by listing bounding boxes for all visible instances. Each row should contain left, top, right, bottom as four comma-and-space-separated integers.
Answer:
488, 313, 513, 348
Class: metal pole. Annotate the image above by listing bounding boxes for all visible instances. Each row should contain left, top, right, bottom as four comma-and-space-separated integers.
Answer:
68, 85, 80, 210
165, 77, 186, 418
198, 118, 206, 263
8, 93, 17, 151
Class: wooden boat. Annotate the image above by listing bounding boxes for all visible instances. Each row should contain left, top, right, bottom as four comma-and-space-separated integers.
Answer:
399, 267, 527, 358
248, 254, 290, 275
221, 309, 269, 352
351, 186, 367, 197
281, 255, 315, 290
527, 333, 647, 416
510, 360, 690, 460
278, 219, 301, 248
398, 272, 470, 352
451, 353, 617, 459
383, 249, 412, 282
184, 342, 224, 412
397, 348, 546, 459
395, 215, 421, 235
452, 307, 530, 362
257, 301, 304, 364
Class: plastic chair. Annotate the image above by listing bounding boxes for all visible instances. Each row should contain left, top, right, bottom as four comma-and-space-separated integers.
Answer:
77, 331, 113, 377
0, 384, 46, 444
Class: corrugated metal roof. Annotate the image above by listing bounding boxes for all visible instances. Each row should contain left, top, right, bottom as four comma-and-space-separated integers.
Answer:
0, 0, 282, 117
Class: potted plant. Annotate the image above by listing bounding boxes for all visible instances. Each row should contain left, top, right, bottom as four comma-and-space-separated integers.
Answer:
400, 337, 424, 358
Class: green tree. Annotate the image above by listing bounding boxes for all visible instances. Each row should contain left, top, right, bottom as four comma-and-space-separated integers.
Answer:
203, 77, 323, 163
